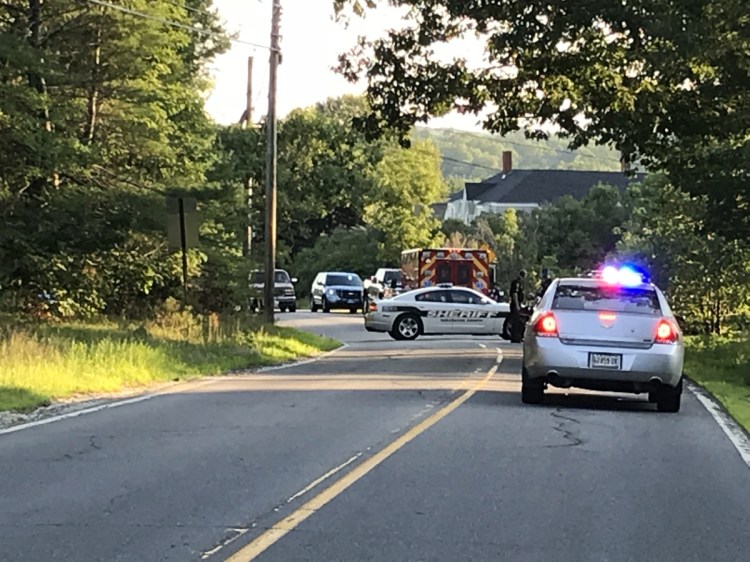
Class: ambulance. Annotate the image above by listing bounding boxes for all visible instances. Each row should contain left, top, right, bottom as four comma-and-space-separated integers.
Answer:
401, 247, 496, 295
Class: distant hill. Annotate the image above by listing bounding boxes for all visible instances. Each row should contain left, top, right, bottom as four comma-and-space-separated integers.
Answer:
413, 127, 623, 184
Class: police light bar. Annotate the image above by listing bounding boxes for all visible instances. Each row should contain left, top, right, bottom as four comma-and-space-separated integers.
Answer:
597, 264, 648, 286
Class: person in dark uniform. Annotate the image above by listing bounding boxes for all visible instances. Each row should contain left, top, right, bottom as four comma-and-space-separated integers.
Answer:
538, 268, 553, 299
509, 269, 527, 343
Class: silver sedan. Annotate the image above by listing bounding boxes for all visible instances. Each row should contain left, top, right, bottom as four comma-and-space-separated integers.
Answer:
522, 273, 684, 412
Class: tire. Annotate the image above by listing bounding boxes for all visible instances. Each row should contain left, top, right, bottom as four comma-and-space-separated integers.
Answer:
322, 297, 331, 313
656, 378, 682, 413
390, 313, 421, 341
310, 299, 319, 313
349, 307, 358, 314
289, 304, 297, 313
279, 305, 287, 313
521, 366, 544, 404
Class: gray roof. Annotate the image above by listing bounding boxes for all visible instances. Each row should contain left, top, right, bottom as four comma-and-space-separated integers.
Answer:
458, 170, 645, 205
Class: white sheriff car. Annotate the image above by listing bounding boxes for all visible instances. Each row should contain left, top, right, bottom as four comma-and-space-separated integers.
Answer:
364, 286, 510, 340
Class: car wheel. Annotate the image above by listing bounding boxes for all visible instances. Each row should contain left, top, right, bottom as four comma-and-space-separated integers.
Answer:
279, 305, 287, 313
322, 297, 331, 313
289, 304, 297, 313
656, 378, 682, 413
390, 313, 421, 341
349, 306, 358, 314
310, 299, 319, 313
521, 366, 544, 404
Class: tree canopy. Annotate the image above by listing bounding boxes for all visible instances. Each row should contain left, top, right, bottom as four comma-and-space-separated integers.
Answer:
335, 0, 749, 240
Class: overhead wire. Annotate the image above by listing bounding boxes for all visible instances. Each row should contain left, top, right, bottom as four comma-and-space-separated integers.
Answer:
438, 128, 622, 163
84, 0, 272, 51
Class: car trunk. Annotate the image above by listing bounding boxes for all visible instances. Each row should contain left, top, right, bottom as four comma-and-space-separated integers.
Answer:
556, 310, 658, 349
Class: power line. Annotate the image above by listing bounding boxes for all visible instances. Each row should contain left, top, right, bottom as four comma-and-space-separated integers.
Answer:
160, 0, 214, 18
441, 156, 502, 173
423, 128, 622, 163
85, 0, 272, 51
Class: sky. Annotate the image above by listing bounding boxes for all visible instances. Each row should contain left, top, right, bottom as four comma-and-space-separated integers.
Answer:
204, 0, 482, 130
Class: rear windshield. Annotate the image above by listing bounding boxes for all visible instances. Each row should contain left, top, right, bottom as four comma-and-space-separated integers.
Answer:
383, 271, 402, 284
326, 274, 362, 287
552, 284, 661, 315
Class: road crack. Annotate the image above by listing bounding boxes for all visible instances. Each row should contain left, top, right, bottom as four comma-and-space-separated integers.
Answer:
547, 410, 584, 448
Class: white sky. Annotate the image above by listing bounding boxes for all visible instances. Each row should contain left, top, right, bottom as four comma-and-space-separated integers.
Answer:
204, 0, 482, 130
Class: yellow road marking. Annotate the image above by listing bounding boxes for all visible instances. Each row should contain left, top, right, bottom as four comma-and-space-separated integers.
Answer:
225, 364, 499, 561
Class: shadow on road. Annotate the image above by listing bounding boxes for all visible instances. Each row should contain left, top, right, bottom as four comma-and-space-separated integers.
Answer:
469, 388, 655, 413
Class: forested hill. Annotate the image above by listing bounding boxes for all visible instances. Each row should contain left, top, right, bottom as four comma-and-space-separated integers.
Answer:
413, 127, 622, 184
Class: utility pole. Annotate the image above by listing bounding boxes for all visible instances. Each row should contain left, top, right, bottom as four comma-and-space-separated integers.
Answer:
243, 56, 254, 258
263, 0, 281, 324
244, 56, 254, 127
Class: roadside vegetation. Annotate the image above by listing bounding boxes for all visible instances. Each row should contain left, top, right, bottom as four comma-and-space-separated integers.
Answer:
0, 307, 339, 412
684, 337, 750, 432
1, 1, 747, 426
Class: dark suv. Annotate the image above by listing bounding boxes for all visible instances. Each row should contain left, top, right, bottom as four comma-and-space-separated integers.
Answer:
250, 269, 297, 312
311, 272, 364, 313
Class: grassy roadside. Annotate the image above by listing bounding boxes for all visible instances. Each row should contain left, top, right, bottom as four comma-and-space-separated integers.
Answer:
684, 335, 750, 432
0, 315, 340, 413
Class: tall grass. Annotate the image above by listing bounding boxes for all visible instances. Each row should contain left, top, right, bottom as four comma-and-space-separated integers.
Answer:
685, 335, 750, 431
0, 314, 339, 412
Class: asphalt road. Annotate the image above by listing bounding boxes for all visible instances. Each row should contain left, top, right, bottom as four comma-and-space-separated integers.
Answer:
1, 312, 748, 561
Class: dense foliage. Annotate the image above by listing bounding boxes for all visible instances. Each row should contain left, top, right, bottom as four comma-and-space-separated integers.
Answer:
439, 176, 750, 335
2, 0, 747, 340
0, 0, 230, 317
335, 0, 750, 241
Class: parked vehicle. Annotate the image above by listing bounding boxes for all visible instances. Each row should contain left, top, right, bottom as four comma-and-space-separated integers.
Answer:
310, 272, 365, 313
365, 285, 510, 340
401, 247, 496, 295
522, 265, 684, 412
249, 269, 298, 313
364, 268, 404, 310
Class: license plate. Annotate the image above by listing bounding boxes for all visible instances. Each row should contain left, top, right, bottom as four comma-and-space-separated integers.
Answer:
589, 353, 621, 370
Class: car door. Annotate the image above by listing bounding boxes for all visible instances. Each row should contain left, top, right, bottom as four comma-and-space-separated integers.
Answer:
448, 289, 491, 333
311, 274, 323, 304
414, 290, 453, 334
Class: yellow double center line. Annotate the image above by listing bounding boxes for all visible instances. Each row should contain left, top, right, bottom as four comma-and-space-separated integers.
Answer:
227, 363, 499, 561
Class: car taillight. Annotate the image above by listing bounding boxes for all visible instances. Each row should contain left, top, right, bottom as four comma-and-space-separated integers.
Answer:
368, 301, 378, 312
655, 319, 678, 344
534, 312, 558, 337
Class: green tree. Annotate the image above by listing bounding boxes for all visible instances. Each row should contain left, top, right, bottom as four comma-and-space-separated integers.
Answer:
365, 140, 446, 263
335, 0, 749, 240
0, 0, 231, 317
290, 227, 382, 297
617, 176, 750, 334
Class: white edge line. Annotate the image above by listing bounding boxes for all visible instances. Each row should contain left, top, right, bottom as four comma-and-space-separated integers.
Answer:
0, 342, 349, 437
285, 451, 363, 504
688, 381, 750, 468
256, 343, 349, 373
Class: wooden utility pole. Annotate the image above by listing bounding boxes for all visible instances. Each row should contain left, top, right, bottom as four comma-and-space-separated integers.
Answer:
244, 56, 254, 127
243, 56, 254, 258
263, 0, 281, 324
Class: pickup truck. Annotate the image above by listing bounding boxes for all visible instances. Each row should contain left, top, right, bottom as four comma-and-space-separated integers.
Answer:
249, 269, 298, 313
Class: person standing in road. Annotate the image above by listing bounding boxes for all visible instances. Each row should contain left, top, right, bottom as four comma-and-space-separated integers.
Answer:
509, 269, 527, 343
538, 268, 553, 299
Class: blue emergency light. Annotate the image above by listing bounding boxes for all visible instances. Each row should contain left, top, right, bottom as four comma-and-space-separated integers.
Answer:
600, 264, 648, 286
